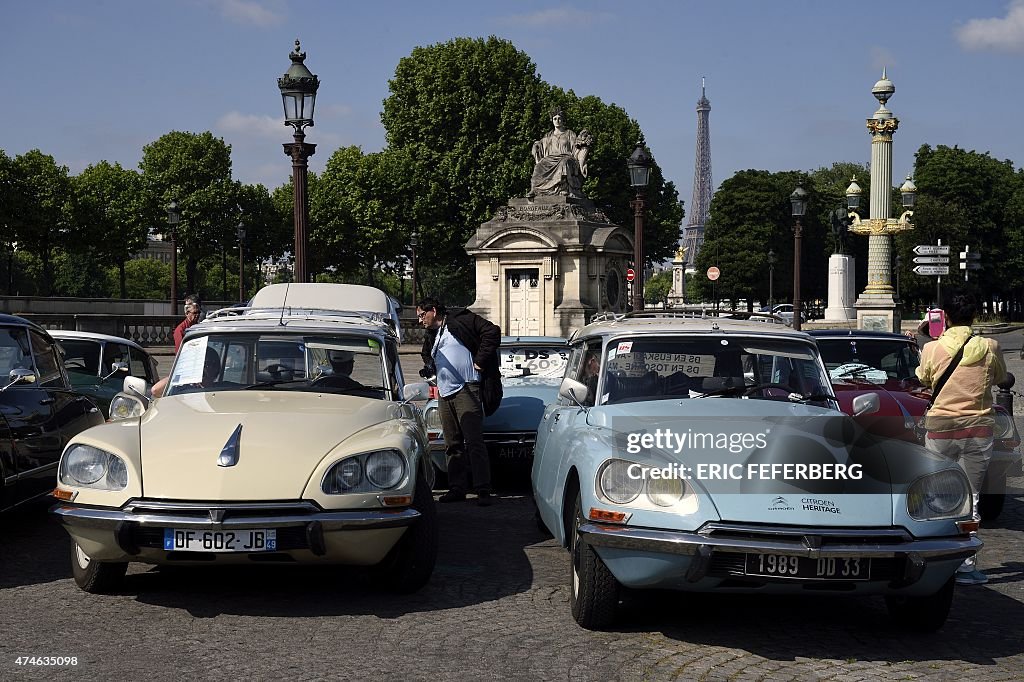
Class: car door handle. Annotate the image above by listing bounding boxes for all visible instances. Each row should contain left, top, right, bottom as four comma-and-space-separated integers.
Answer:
39, 397, 55, 405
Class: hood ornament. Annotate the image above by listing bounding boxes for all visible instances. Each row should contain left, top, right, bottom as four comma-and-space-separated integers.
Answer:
217, 424, 243, 467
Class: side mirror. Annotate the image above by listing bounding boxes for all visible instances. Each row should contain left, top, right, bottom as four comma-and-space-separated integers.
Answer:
1, 368, 37, 393
102, 361, 130, 382
852, 392, 880, 417
400, 382, 430, 404
558, 377, 589, 406
123, 375, 151, 402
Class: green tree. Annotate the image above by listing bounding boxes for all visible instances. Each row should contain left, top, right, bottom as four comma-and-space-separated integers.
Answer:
644, 270, 672, 307
9, 150, 75, 295
380, 37, 682, 299
909, 144, 1020, 308
139, 131, 235, 294
694, 170, 824, 309
72, 161, 150, 298
122, 258, 170, 300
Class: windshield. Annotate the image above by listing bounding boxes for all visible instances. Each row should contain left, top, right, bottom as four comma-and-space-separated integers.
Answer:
166, 333, 392, 399
598, 336, 831, 404
817, 338, 920, 384
500, 344, 568, 378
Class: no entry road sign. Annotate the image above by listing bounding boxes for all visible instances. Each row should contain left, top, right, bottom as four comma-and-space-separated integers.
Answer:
707, 266, 721, 281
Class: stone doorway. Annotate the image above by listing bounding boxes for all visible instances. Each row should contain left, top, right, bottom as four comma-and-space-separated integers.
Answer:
506, 269, 541, 336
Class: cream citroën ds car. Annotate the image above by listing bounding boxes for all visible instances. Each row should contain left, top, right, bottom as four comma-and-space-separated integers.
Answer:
51, 283, 436, 594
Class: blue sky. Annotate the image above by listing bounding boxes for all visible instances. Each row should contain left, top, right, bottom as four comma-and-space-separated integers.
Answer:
4, 0, 1024, 223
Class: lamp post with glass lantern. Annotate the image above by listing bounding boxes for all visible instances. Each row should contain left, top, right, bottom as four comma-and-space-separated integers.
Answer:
790, 186, 807, 331
767, 249, 776, 308
237, 222, 247, 303
278, 39, 319, 284
627, 137, 652, 312
846, 70, 916, 332
166, 199, 181, 316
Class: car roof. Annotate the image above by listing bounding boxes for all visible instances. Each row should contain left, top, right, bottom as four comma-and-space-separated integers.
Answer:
197, 283, 401, 338
250, 283, 396, 316
0, 313, 52, 336
50, 329, 147, 352
500, 336, 567, 345
808, 329, 912, 341
573, 312, 805, 341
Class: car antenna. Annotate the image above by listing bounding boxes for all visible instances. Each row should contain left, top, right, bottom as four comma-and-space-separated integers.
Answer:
279, 282, 291, 326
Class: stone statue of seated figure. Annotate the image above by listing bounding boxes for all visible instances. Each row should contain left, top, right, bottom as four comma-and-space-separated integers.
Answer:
530, 106, 592, 200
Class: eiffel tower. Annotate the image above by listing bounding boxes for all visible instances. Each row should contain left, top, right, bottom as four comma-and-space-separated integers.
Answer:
683, 78, 712, 267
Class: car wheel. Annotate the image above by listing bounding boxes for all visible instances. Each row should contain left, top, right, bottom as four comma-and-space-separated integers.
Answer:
885, 575, 955, 632
372, 472, 438, 594
70, 539, 127, 594
569, 493, 619, 629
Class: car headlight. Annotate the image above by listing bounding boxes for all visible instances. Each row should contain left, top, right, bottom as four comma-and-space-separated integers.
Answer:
598, 459, 642, 504
109, 394, 145, 420
60, 444, 129, 491
647, 476, 685, 507
907, 469, 971, 520
424, 406, 441, 432
993, 406, 1019, 445
323, 450, 408, 494
365, 450, 405, 489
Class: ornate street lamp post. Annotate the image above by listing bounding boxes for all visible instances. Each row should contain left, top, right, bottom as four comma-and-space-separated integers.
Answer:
790, 186, 808, 331
237, 222, 247, 303
627, 137, 652, 312
410, 228, 419, 309
166, 199, 181, 316
278, 39, 319, 284
767, 248, 776, 308
846, 71, 916, 332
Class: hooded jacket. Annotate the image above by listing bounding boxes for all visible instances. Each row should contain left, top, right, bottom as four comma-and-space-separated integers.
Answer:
916, 325, 1007, 431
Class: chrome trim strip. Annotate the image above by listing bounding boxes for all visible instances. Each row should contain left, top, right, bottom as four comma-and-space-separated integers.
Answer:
579, 523, 981, 561
52, 503, 419, 532
698, 522, 912, 541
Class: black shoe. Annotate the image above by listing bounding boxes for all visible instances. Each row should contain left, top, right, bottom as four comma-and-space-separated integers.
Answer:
438, 490, 467, 503
476, 491, 496, 507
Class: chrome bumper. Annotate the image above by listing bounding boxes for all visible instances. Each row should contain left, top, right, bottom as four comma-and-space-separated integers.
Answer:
579, 522, 981, 585
52, 499, 419, 557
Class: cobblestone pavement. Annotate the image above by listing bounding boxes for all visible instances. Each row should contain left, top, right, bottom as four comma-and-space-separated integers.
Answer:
2, 473, 1023, 681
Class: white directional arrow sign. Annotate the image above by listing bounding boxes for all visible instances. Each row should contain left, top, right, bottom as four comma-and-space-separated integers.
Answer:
959, 263, 982, 270
913, 256, 949, 264
913, 265, 949, 276
913, 244, 950, 256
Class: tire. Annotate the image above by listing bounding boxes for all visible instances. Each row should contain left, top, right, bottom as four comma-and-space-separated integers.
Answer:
569, 493, 619, 629
372, 473, 438, 594
978, 492, 1006, 521
885, 575, 955, 632
70, 539, 127, 594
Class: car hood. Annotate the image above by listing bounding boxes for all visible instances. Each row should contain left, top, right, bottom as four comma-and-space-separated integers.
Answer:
139, 392, 396, 500
484, 376, 561, 432
831, 380, 930, 441
589, 399, 895, 526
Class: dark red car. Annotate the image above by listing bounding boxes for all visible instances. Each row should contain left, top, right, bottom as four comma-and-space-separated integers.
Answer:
810, 329, 1020, 521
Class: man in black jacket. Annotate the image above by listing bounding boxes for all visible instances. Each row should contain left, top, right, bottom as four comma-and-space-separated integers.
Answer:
417, 297, 501, 506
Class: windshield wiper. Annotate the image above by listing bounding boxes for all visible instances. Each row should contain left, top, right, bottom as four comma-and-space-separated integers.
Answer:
836, 365, 877, 378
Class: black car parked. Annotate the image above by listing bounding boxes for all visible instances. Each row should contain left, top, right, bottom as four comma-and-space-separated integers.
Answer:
0, 314, 104, 511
